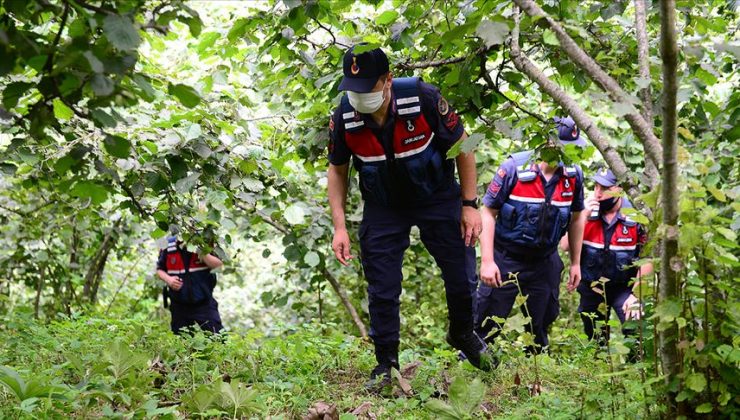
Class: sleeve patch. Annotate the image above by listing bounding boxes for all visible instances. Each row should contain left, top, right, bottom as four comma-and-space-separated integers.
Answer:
444, 112, 459, 130
329, 115, 335, 131
438, 97, 449, 115
488, 181, 502, 198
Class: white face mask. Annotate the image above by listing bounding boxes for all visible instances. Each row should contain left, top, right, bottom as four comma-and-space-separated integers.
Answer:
347, 90, 385, 114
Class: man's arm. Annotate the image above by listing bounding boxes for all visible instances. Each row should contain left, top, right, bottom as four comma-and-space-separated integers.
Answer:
157, 269, 182, 291
566, 211, 585, 292
328, 162, 353, 265
201, 254, 223, 269
455, 132, 482, 247
479, 206, 501, 287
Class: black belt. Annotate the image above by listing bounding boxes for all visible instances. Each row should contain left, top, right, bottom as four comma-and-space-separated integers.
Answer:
497, 247, 556, 262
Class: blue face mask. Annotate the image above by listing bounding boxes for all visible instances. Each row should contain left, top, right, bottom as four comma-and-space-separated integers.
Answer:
599, 196, 619, 213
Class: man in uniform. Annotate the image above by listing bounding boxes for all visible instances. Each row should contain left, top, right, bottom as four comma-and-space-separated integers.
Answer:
157, 235, 224, 334
327, 46, 490, 386
475, 116, 586, 352
575, 168, 652, 343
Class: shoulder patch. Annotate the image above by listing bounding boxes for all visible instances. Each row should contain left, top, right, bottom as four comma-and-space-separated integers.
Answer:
497, 167, 506, 178
438, 97, 449, 116
329, 116, 334, 131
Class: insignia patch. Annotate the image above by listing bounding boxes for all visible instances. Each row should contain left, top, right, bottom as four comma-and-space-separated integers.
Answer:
329, 116, 334, 131
564, 178, 570, 189
488, 181, 502, 198
170, 257, 176, 264
497, 168, 507, 178
444, 112, 459, 129
351, 56, 360, 75
402, 134, 425, 145
438, 97, 449, 116
561, 191, 574, 197
616, 237, 632, 243
623, 225, 629, 235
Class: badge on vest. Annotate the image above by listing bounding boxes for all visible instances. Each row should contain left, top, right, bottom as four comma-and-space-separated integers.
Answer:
623, 225, 629, 235
564, 178, 570, 189
170, 257, 177, 264
406, 119, 415, 132
403, 134, 426, 145
561, 191, 573, 197
616, 237, 633, 243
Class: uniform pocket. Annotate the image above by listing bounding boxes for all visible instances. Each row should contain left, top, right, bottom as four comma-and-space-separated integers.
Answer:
500, 202, 517, 229
360, 164, 388, 206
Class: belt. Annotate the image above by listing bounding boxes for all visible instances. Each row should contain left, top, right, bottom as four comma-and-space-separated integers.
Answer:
497, 247, 556, 262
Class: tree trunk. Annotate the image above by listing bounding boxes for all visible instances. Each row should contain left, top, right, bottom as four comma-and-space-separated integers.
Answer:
634, 0, 660, 189
82, 227, 118, 304
658, 0, 683, 416
34, 264, 46, 319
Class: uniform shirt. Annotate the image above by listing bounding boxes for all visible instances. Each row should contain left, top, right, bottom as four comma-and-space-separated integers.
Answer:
328, 81, 464, 166
482, 157, 585, 212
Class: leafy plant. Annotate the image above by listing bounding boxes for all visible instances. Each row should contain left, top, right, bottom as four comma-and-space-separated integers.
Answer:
425, 376, 486, 419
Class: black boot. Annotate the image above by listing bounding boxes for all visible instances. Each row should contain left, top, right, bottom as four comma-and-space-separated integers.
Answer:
365, 343, 399, 391
447, 329, 496, 371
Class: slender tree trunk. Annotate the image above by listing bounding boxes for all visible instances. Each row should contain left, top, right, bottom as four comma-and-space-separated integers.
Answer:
82, 227, 118, 304
658, 0, 683, 416
34, 264, 46, 319
634, 0, 660, 189
323, 268, 369, 340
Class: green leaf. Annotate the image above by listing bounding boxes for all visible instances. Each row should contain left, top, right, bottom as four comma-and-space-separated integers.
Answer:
52, 98, 73, 121
425, 399, 459, 420
694, 66, 717, 86
90, 74, 114, 96
104, 135, 131, 158
543, 29, 559, 46
91, 109, 117, 128
352, 43, 381, 54
3, 82, 32, 109
304, 251, 320, 267
695, 403, 713, 414
227, 18, 250, 42
476, 20, 510, 47
168, 83, 201, 108
103, 14, 141, 51
447, 133, 484, 158
284, 204, 305, 225
376, 10, 399, 25
83, 51, 104, 73
71, 181, 110, 205
707, 185, 726, 202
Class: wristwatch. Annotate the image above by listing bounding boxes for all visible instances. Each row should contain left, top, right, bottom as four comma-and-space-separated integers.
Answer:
462, 198, 479, 209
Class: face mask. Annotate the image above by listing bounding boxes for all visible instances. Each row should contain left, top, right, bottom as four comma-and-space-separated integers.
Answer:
599, 196, 619, 213
347, 90, 385, 114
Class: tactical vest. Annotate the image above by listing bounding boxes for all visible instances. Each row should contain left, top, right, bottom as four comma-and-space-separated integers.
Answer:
339, 77, 448, 206
581, 205, 640, 284
163, 239, 216, 305
495, 151, 578, 251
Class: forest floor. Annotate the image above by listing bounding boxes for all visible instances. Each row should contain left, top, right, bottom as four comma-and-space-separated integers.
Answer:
0, 313, 658, 419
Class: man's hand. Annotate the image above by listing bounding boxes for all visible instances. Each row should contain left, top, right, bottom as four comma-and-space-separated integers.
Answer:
567, 264, 581, 292
480, 260, 502, 287
622, 294, 642, 320
167, 276, 183, 291
461, 206, 482, 247
332, 228, 354, 266
585, 194, 599, 213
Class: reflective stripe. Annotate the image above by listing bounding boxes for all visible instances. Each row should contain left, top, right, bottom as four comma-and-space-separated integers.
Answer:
609, 244, 637, 251
509, 195, 546, 204
394, 133, 434, 159
189, 266, 210, 272
167, 266, 210, 274
166, 247, 177, 252
396, 96, 420, 105
345, 121, 365, 129
167, 269, 184, 275
355, 154, 387, 163
583, 240, 605, 249
342, 111, 355, 120
551, 200, 573, 207
397, 106, 421, 115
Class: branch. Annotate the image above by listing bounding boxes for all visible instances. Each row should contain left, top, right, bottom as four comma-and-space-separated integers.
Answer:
43, 1, 70, 74
397, 45, 499, 70
478, 52, 548, 124
69, 0, 113, 15
513, 0, 662, 169
510, 5, 651, 218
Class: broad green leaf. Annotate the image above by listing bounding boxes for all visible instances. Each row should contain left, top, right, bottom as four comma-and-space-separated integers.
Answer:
83, 51, 104, 73
90, 74, 114, 96
104, 135, 131, 158
685, 373, 706, 392
707, 186, 726, 202
696, 403, 713, 414
694, 66, 717, 86
168, 83, 201, 108
284, 204, 305, 225
476, 20, 510, 47
543, 29, 559, 46
227, 18, 250, 41
3, 82, 32, 109
376, 10, 398, 25
71, 181, 110, 205
304, 251, 320, 267
103, 14, 141, 51
52, 98, 73, 121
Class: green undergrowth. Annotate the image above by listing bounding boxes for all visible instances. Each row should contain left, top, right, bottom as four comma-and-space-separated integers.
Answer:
0, 313, 659, 419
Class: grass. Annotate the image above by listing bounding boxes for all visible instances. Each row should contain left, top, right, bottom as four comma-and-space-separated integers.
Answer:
0, 312, 657, 419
